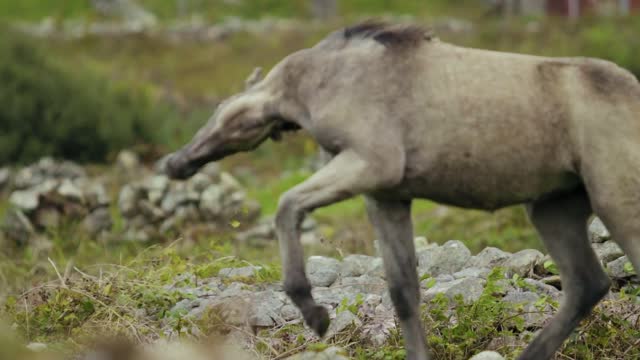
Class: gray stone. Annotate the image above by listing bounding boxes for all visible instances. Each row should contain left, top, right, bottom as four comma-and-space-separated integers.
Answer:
423, 277, 485, 303
453, 267, 491, 279
414, 236, 432, 250
503, 291, 553, 328
161, 189, 190, 214
116, 150, 140, 172
365, 258, 386, 278
1, 209, 35, 245
417, 240, 472, 276
286, 346, 349, 360
522, 279, 561, 301
340, 254, 378, 277
248, 290, 286, 327
57, 179, 84, 202
0, 167, 11, 189
145, 175, 170, 204
593, 241, 624, 263
218, 266, 262, 280
199, 162, 221, 179
219, 172, 242, 192
33, 208, 62, 228
307, 256, 341, 287
118, 184, 139, 216
607, 256, 636, 279
83, 208, 113, 235
588, 216, 610, 243
469, 351, 506, 360
186, 173, 213, 193
82, 182, 110, 209
468, 247, 511, 268
9, 189, 40, 212
332, 275, 387, 296
200, 184, 224, 218
503, 249, 544, 277
26, 342, 48, 352
325, 310, 362, 339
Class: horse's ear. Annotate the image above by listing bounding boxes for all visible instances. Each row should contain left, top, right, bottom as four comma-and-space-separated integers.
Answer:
245, 67, 263, 90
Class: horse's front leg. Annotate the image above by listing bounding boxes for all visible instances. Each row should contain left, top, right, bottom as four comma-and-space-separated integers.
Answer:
275, 149, 398, 336
365, 197, 430, 360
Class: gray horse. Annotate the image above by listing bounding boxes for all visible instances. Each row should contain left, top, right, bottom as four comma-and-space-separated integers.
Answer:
162, 22, 640, 360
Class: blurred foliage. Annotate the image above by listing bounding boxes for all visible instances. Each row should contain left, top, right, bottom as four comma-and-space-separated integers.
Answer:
0, 30, 170, 164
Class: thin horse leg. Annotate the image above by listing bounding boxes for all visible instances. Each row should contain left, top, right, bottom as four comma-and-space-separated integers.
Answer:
275, 150, 393, 336
366, 197, 430, 360
518, 188, 611, 360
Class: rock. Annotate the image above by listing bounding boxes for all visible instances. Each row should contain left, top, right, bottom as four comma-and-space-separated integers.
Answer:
83, 207, 113, 235
116, 150, 141, 172
325, 310, 362, 339
235, 223, 274, 243
26, 342, 48, 352
340, 254, 378, 277
365, 258, 386, 278
503, 249, 544, 277
219, 172, 242, 193
248, 290, 286, 327
588, 216, 610, 243
332, 275, 387, 296
218, 266, 262, 280
468, 247, 511, 268
607, 256, 635, 279
186, 173, 213, 193
199, 162, 221, 179
307, 256, 341, 287
57, 179, 84, 202
453, 267, 491, 279
145, 175, 170, 204
33, 208, 62, 228
593, 241, 624, 263
414, 236, 432, 250
200, 184, 224, 218
118, 184, 140, 216
423, 277, 485, 303
503, 291, 553, 328
522, 279, 561, 301
0, 167, 10, 189
82, 182, 110, 209
286, 346, 349, 360
1, 210, 35, 245
9, 190, 40, 212
417, 240, 472, 276
469, 351, 505, 360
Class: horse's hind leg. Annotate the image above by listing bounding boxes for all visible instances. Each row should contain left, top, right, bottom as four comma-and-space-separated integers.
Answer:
518, 188, 611, 360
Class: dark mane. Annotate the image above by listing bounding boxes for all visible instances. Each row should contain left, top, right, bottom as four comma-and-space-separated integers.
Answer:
343, 21, 431, 49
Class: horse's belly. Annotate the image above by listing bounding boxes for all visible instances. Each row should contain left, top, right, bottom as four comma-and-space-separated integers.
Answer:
397, 158, 581, 210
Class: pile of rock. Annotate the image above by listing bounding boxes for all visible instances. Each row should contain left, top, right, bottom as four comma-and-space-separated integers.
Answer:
163, 218, 637, 356
1, 158, 112, 245
118, 163, 261, 241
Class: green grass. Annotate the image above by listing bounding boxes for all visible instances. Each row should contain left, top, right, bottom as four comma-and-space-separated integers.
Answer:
0, 0, 483, 22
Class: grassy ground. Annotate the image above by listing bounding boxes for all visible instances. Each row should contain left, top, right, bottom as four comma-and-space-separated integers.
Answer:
3, 5, 640, 358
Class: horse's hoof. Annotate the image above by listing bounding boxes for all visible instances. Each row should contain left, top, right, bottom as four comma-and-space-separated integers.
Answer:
304, 305, 330, 337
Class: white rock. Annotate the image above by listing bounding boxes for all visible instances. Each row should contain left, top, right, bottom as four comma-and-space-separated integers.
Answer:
469, 351, 505, 360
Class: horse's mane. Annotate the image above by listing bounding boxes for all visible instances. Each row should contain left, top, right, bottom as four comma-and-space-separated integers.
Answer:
343, 20, 433, 49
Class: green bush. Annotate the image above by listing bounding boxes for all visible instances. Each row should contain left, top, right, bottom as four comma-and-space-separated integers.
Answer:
0, 31, 163, 164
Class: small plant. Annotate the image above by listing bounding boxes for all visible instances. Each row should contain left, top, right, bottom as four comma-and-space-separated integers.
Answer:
337, 294, 364, 315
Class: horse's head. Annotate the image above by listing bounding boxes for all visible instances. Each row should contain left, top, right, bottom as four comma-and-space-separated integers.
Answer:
162, 68, 290, 179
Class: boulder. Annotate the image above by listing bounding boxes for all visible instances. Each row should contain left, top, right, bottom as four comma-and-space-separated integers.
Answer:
307, 256, 341, 287
588, 216, 610, 243
423, 277, 486, 303
417, 240, 472, 276
468, 247, 511, 268
503, 249, 544, 277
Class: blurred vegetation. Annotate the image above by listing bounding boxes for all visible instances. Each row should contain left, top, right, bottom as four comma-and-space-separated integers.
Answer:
0, 30, 171, 164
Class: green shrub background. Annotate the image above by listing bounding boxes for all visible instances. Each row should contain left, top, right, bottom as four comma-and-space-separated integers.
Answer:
0, 30, 165, 164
